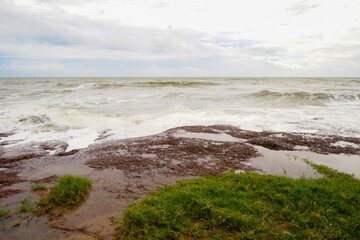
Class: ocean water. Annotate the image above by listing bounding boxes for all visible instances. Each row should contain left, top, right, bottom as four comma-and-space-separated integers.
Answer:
0, 78, 359, 151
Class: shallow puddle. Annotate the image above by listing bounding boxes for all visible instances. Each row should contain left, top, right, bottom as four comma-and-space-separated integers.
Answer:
55, 188, 129, 239
0, 184, 132, 240
0, 216, 68, 240
19, 163, 93, 180
249, 146, 360, 178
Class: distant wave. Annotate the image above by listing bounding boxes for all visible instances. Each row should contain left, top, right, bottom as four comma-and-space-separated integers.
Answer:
55, 82, 124, 90
92, 83, 126, 89
56, 82, 79, 87
22, 89, 73, 97
249, 90, 359, 102
55, 80, 219, 89
135, 81, 219, 87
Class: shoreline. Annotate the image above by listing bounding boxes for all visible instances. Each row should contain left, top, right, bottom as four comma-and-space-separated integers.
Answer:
1, 125, 360, 239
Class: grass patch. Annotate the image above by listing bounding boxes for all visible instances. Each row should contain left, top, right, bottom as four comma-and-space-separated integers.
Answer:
19, 197, 35, 213
31, 183, 46, 191
114, 160, 360, 239
37, 175, 92, 214
0, 209, 11, 218
0, 209, 12, 231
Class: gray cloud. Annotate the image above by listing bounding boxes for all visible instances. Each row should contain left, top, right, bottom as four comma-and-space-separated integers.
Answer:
286, 0, 320, 15
0, 1, 228, 59
1, 0, 359, 77
244, 46, 286, 57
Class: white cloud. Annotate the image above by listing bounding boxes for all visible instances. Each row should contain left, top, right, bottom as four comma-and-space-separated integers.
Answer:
1, 0, 359, 77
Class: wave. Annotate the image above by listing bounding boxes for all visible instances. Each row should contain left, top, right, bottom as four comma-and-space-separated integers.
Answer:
55, 80, 218, 89
19, 114, 50, 124
22, 89, 74, 97
25, 89, 55, 95
56, 82, 79, 88
135, 81, 219, 87
56, 80, 218, 90
56, 82, 126, 90
93, 83, 126, 89
248, 90, 359, 103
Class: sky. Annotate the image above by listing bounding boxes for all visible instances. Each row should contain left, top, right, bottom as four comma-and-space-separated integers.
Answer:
0, 0, 360, 77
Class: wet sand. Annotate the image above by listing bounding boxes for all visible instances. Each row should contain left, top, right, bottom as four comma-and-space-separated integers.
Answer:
0, 125, 359, 239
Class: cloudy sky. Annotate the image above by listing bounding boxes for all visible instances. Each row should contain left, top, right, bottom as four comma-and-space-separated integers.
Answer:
1, 0, 359, 77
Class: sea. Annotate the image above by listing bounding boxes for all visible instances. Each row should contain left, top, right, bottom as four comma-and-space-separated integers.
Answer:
1, 78, 359, 151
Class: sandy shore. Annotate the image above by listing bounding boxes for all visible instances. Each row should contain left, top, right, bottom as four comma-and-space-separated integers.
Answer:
1, 125, 359, 239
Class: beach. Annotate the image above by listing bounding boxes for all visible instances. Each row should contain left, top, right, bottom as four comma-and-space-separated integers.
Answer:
1, 78, 360, 239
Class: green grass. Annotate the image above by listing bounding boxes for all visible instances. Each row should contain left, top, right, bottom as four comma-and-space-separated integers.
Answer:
31, 183, 46, 191
0, 209, 12, 218
37, 175, 92, 214
0, 209, 12, 231
114, 160, 360, 239
19, 197, 35, 213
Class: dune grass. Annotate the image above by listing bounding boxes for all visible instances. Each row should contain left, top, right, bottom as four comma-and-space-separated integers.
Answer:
37, 175, 91, 214
114, 160, 360, 239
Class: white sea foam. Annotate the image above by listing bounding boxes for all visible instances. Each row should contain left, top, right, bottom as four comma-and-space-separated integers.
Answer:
0, 78, 359, 151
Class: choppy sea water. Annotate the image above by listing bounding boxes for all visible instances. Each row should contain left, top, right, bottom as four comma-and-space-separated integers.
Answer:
1, 78, 359, 151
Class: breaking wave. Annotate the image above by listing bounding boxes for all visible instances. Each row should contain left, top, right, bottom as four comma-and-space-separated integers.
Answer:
19, 114, 50, 125
248, 90, 359, 103
135, 81, 219, 87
